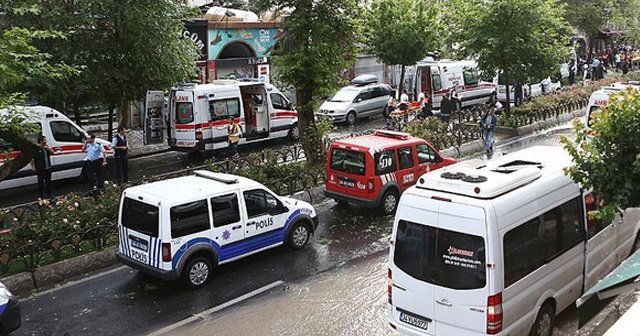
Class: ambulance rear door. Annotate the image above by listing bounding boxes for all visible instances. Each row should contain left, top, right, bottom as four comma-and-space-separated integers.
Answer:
170, 89, 197, 149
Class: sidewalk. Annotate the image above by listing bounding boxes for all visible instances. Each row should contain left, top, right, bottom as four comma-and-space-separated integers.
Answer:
94, 128, 170, 157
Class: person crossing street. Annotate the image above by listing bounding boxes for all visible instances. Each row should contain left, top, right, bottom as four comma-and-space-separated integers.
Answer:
480, 103, 500, 156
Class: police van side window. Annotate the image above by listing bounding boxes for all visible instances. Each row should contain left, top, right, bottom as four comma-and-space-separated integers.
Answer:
170, 200, 211, 238
503, 197, 584, 287
375, 150, 397, 175
50, 121, 84, 142
243, 189, 283, 218
209, 98, 241, 121
211, 194, 240, 228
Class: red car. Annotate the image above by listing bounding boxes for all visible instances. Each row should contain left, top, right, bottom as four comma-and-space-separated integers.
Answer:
325, 130, 456, 215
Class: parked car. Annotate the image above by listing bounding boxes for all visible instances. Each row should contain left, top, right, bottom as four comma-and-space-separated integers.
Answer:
316, 75, 393, 125
324, 130, 456, 215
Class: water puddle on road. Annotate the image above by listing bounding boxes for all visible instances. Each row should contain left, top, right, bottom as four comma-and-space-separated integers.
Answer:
181, 254, 393, 336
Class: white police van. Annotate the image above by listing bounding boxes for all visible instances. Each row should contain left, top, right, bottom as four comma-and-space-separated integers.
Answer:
116, 171, 318, 289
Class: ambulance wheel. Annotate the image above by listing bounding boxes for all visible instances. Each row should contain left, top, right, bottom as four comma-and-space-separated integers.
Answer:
380, 190, 399, 215
346, 111, 357, 125
529, 303, 554, 336
182, 256, 212, 289
287, 222, 311, 250
288, 123, 300, 141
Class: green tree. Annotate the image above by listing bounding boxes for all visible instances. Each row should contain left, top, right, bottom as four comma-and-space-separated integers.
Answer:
364, 0, 439, 96
445, 0, 571, 112
562, 89, 640, 221
562, 0, 610, 37
252, 0, 360, 165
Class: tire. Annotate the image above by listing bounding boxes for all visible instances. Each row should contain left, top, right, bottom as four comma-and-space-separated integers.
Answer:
346, 111, 357, 125
288, 123, 300, 141
380, 190, 399, 216
382, 105, 391, 118
181, 256, 213, 289
529, 303, 554, 336
287, 222, 311, 250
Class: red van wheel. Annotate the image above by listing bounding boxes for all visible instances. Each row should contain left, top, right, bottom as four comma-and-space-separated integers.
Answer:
380, 190, 399, 215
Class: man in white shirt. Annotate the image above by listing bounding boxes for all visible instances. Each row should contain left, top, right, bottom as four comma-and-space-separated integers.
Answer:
400, 90, 409, 103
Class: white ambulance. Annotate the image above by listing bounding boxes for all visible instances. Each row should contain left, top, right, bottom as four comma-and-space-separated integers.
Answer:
117, 171, 318, 289
168, 80, 298, 152
412, 59, 497, 110
585, 81, 640, 129
387, 146, 640, 336
0, 106, 113, 190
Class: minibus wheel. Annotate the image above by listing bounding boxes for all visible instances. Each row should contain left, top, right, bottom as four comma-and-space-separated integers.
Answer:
287, 222, 311, 250
380, 190, 399, 215
529, 303, 554, 336
182, 256, 213, 289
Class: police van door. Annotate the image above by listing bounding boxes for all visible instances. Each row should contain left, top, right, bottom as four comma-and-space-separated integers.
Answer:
209, 193, 245, 262
144, 91, 165, 145
242, 189, 289, 243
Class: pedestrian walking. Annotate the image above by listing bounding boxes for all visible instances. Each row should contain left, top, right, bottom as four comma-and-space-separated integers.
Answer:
568, 60, 576, 85
440, 92, 455, 126
514, 82, 524, 106
227, 116, 241, 159
111, 125, 129, 185
83, 134, 107, 189
30, 135, 54, 199
615, 53, 621, 71
480, 103, 499, 156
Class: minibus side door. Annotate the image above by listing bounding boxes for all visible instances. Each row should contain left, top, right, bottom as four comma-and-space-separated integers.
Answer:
583, 191, 619, 290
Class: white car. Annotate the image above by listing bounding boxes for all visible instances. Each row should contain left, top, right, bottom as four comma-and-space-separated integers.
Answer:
117, 171, 318, 289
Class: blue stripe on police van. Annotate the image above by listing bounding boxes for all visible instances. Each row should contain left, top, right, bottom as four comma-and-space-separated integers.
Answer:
157, 239, 162, 267
0, 303, 7, 315
170, 211, 305, 270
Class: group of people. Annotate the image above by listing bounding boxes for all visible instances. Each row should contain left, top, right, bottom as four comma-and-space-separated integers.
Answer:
31, 126, 130, 200
569, 46, 638, 84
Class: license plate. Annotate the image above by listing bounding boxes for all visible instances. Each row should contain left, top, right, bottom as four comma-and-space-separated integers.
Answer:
129, 235, 148, 252
399, 311, 430, 330
177, 140, 196, 147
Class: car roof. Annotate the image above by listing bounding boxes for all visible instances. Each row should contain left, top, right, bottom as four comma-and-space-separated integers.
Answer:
125, 172, 263, 202
331, 130, 424, 151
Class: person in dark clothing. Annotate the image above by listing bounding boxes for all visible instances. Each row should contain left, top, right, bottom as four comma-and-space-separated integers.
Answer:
568, 60, 576, 85
30, 135, 54, 199
111, 125, 129, 185
514, 82, 524, 106
440, 93, 454, 125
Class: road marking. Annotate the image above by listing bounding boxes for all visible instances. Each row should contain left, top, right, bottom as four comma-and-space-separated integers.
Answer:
21, 265, 128, 301
148, 280, 284, 336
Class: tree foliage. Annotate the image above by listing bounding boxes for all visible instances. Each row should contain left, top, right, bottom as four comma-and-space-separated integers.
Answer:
364, 0, 439, 95
252, 0, 360, 165
562, 88, 640, 221
561, 0, 610, 36
445, 0, 571, 112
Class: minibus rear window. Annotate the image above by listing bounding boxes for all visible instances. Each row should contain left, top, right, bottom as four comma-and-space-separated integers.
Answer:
175, 102, 194, 124
121, 198, 159, 237
330, 148, 366, 176
394, 220, 486, 290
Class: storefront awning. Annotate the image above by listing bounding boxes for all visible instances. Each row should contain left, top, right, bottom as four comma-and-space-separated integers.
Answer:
577, 249, 640, 327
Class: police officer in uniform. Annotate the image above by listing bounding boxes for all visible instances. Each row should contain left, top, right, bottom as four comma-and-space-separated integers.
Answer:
112, 125, 129, 185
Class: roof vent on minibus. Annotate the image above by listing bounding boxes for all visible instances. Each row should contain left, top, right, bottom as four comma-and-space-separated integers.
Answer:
194, 170, 239, 184
491, 160, 542, 174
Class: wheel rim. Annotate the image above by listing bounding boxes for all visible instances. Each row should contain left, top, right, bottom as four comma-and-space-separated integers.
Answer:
348, 113, 356, 124
537, 313, 552, 336
291, 125, 299, 139
189, 261, 209, 286
292, 226, 309, 247
384, 194, 397, 213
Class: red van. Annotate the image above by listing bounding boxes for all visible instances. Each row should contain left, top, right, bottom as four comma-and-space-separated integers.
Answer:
325, 130, 456, 215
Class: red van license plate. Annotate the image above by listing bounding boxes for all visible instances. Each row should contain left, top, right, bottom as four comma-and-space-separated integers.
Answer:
399, 311, 430, 330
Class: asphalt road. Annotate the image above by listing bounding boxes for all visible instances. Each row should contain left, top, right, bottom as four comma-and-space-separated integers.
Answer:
0, 116, 389, 208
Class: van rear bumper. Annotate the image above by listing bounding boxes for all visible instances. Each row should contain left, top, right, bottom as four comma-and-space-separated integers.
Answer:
117, 253, 179, 281
324, 189, 379, 208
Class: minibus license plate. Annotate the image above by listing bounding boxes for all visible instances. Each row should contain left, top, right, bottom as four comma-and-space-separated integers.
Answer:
129, 236, 148, 252
399, 311, 430, 330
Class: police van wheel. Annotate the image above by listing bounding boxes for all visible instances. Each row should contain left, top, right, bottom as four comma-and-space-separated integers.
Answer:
288, 222, 311, 250
529, 303, 554, 336
182, 257, 212, 289
380, 191, 399, 215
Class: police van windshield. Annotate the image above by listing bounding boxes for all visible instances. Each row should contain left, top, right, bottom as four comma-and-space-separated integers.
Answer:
394, 220, 486, 290
122, 198, 159, 237
330, 148, 365, 176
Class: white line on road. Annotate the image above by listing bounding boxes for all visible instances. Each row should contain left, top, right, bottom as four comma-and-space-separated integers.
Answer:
21, 265, 128, 302
147, 280, 285, 336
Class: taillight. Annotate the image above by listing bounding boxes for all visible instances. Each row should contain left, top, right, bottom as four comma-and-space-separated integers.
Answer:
388, 269, 393, 305
195, 129, 203, 140
487, 293, 503, 334
162, 243, 172, 262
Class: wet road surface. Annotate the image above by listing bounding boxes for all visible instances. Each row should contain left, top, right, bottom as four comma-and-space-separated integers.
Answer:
0, 116, 388, 208
15, 127, 585, 336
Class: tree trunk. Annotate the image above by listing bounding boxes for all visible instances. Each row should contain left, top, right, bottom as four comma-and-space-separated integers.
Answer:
295, 88, 320, 166
107, 105, 115, 141
73, 103, 82, 126
120, 101, 130, 128
398, 64, 406, 99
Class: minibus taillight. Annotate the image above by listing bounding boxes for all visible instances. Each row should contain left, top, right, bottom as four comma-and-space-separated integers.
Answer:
486, 293, 503, 334
387, 268, 393, 305
162, 243, 172, 262
195, 129, 203, 140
